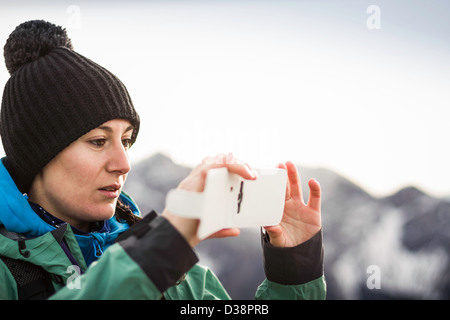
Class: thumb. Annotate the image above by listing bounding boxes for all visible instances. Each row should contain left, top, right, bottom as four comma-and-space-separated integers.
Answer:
263, 225, 284, 247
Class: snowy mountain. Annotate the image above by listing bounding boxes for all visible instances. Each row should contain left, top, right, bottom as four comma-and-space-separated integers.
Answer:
123, 153, 450, 299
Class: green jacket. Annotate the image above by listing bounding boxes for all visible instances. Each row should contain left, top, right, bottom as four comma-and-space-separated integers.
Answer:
0, 159, 326, 300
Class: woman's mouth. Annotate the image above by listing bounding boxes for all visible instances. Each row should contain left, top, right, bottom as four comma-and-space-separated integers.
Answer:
98, 184, 121, 198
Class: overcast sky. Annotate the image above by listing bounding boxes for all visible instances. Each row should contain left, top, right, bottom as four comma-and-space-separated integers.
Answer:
1, 0, 449, 197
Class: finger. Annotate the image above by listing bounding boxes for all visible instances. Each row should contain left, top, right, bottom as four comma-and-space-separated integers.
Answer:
277, 163, 290, 201
285, 161, 304, 203
226, 163, 257, 180
307, 178, 321, 211
223, 153, 257, 180
206, 153, 227, 165
201, 153, 257, 182
203, 152, 236, 165
263, 225, 284, 247
207, 228, 240, 239
202, 154, 219, 165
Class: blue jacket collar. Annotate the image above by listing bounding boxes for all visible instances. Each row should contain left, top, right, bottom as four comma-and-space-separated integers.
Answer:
0, 158, 53, 237
0, 157, 141, 266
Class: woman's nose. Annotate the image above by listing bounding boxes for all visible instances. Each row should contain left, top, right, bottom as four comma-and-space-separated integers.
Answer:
106, 141, 131, 175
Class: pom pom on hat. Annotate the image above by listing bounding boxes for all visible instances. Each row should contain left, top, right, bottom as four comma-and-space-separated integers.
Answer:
4, 20, 73, 75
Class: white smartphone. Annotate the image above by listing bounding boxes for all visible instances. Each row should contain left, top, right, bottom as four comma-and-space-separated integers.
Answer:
166, 167, 287, 239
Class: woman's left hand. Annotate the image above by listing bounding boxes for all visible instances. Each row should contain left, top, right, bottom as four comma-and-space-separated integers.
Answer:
264, 161, 322, 247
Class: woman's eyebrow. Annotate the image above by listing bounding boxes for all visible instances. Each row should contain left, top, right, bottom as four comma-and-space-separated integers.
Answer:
97, 125, 134, 133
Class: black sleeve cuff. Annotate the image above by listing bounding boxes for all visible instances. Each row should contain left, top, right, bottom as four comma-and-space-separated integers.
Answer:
118, 214, 199, 293
262, 229, 324, 285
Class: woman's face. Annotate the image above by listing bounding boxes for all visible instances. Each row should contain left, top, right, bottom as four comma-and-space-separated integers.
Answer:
28, 119, 134, 232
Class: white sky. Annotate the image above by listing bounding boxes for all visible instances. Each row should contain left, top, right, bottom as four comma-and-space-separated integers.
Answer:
1, 0, 449, 198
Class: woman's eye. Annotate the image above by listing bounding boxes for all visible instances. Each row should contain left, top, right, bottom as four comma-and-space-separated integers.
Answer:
89, 139, 106, 147
122, 139, 132, 149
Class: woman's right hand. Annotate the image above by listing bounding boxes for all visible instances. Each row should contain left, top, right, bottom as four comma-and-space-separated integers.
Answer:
162, 153, 258, 247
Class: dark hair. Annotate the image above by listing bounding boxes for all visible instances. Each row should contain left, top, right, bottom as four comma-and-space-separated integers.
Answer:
115, 199, 141, 226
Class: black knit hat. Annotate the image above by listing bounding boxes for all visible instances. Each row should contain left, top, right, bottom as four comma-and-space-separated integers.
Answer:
1, 20, 140, 192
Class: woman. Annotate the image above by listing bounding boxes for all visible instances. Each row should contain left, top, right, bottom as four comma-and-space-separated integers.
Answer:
0, 20, 325, 300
